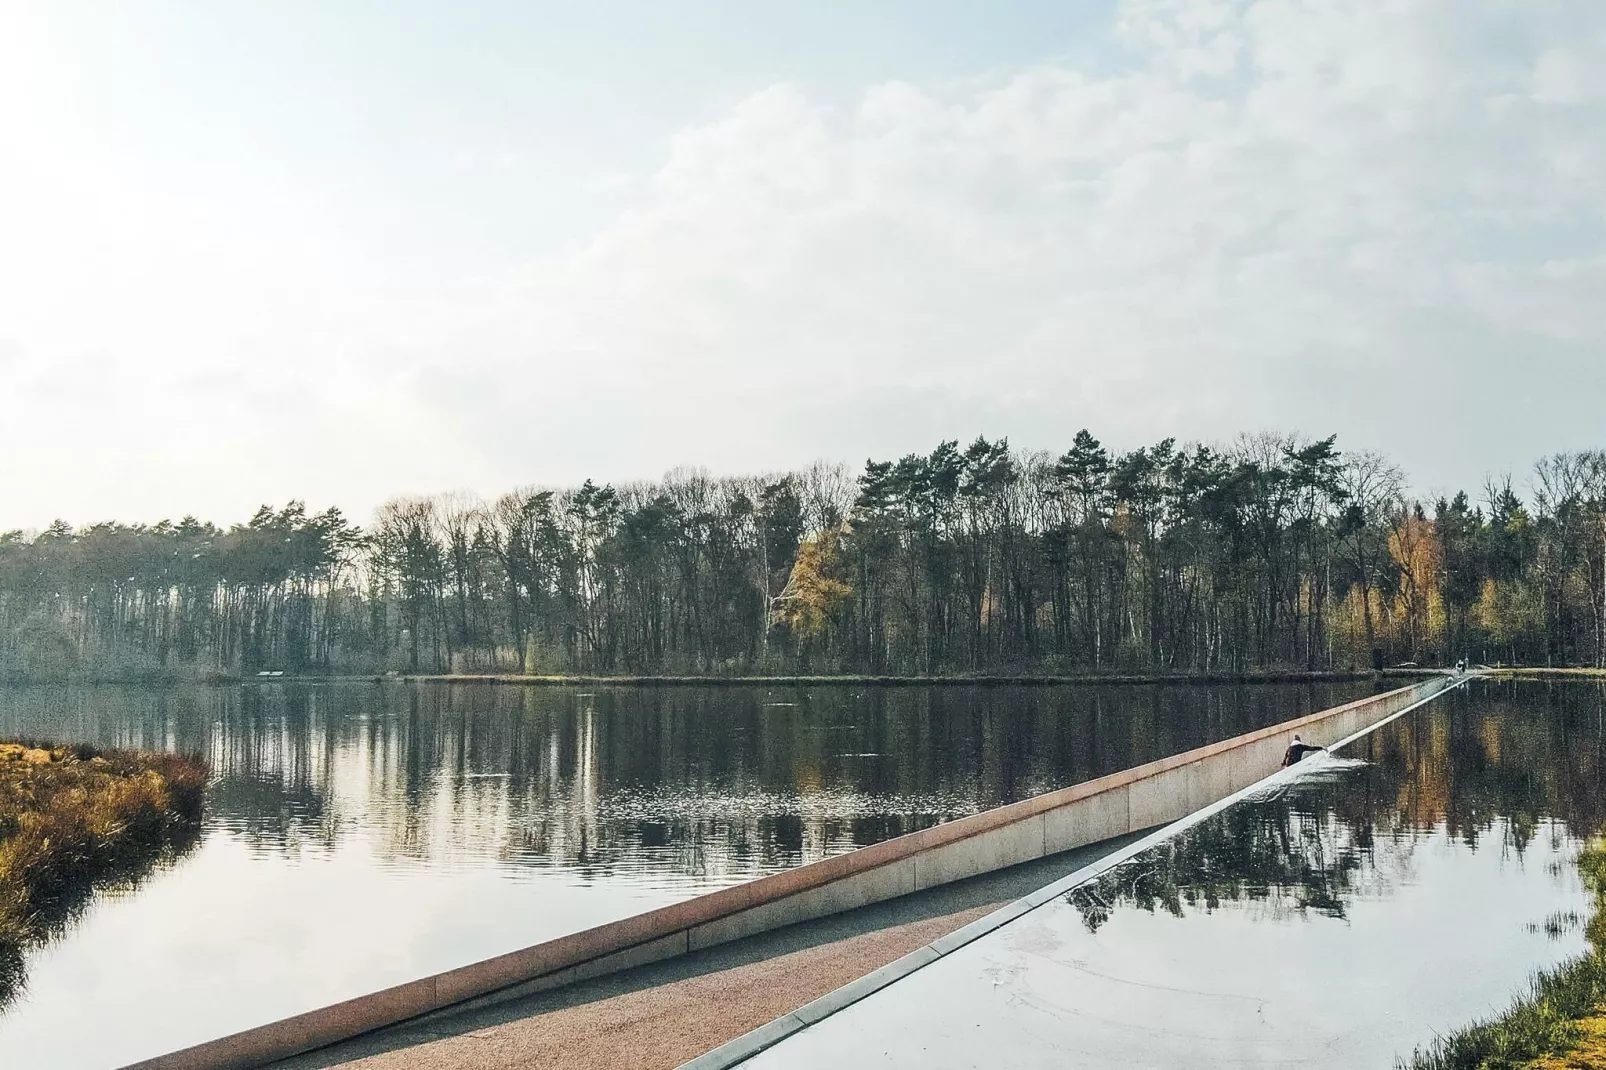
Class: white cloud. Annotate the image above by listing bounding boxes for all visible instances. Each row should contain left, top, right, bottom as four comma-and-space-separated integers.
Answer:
1, 0, 1603, 526
454, 0, 1602, 477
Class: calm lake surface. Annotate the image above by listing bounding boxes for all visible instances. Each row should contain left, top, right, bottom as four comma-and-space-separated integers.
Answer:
0, 680, 1375, 1069
738, 679, 1606, 1070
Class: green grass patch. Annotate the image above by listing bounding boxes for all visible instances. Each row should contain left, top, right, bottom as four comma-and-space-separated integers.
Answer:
1401, 842, 1606, 1069
0, 740, 206, 1004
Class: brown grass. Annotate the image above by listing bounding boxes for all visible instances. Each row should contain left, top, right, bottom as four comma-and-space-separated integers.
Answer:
0, 740, 206, 1003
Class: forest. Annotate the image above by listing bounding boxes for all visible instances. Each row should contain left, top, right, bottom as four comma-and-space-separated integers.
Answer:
0, 433, 1602, 681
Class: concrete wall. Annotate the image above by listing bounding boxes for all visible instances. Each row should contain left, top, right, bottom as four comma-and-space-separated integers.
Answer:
123, 678, 1449, 1070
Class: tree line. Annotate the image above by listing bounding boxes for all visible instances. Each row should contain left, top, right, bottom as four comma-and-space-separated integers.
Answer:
1, 434, 1602, 680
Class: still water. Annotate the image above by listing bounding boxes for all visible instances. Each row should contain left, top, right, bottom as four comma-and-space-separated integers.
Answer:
738, 679, 1606, 1070
0, 680, 1372, 1068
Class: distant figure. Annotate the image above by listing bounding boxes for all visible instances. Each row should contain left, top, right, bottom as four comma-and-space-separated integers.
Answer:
1280, 734, 1326, 768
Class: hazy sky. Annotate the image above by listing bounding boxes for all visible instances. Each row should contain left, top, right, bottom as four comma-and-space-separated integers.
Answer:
2, 0, 1602, 529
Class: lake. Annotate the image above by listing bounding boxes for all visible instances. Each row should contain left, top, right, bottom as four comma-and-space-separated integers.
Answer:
0, 679, 1376, 1068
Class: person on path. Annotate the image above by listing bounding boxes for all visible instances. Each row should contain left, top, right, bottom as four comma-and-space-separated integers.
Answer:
1280, 734, 1326, 768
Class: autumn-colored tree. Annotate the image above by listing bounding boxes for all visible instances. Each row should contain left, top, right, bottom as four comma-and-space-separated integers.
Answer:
1388, 506, 1444, 663
773, 528, 853, 644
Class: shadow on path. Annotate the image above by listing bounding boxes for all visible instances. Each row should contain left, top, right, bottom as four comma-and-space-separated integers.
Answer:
272, 832, 1142, 1070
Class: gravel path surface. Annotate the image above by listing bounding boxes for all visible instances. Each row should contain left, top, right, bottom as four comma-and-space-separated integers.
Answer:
272, 839, 1135, 1070
280, 904, 995, 1070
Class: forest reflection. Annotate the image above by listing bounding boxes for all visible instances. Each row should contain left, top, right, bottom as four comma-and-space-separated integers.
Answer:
1068, 680, 1606, 931
0, 681, 1373, 884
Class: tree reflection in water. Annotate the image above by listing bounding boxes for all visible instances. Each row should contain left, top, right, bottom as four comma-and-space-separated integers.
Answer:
0, 679, 1377, 883
1070, 804, 1369, 932
1069, 680, 1606, 934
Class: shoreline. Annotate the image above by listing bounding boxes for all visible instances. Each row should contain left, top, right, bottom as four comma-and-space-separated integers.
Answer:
1405, 839, 1606, 1069
0, 741, 206, 1005
256, 669, 1432, 687
0, 667, 1521, 688
1484, 666, 1606, 680
6, 667, 1604, 690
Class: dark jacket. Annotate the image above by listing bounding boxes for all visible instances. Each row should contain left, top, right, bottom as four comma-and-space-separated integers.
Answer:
1280, 742, 1324, 767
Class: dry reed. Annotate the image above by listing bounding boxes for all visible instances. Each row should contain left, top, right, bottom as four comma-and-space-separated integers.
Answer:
0, 740, 205, 1002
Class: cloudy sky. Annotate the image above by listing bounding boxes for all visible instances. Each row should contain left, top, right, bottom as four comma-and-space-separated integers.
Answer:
1, 0, 1602, 529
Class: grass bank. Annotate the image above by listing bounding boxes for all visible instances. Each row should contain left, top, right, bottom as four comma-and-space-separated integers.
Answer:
0, 740, 206, 1003
1486, 668, 1606, 681
1402, 842, 1606, 1069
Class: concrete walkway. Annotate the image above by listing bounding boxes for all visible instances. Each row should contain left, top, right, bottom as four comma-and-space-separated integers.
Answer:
268, 838, 1136, 1070
728, 690, 1574, 1070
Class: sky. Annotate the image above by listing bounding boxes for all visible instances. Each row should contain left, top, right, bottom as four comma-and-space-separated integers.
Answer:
1, 0, 1602, 530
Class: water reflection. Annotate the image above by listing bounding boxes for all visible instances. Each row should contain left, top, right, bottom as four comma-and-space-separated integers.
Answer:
0, 822, 202, 1012
1069, 678, 1606, 934
732, 680, 1606, 1070
0, 680, 1385, 1068
0, 681, 1375, 884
